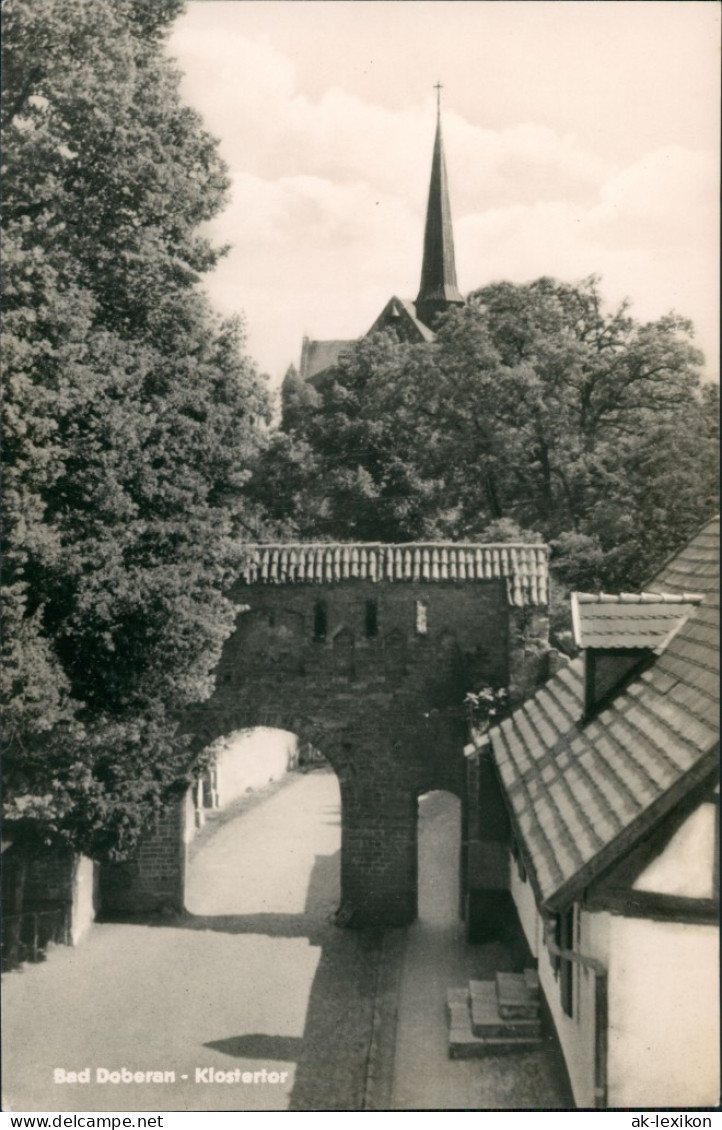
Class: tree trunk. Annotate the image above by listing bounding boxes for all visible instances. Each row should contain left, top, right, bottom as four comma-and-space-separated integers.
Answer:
484, 468, 503, 519
7, 840, 28, 916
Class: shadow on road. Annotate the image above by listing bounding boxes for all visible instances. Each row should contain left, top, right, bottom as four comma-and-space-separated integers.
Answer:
205, 1034, 303, 1060
123, 848, 384, 1111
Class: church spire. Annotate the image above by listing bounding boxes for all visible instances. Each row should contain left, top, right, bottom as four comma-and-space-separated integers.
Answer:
415, 84, 464, 329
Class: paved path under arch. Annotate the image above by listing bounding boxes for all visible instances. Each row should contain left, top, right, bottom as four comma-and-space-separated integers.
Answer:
2, 771, 380, 1113
390, 790, 572, 1110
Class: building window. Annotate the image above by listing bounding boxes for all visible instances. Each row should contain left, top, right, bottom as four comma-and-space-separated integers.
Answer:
415, 599, 428, 636
555, 905, 576, 1017
365, 599, 378, 638
313, 600, 327, 641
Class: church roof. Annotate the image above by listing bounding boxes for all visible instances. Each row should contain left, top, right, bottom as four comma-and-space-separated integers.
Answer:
366, 297, 436, 343
487, 516, 720, 911
297, 96, 464, 374
415, 101, 464, 322
300, 298, 434, 388
299, 337, 354, 383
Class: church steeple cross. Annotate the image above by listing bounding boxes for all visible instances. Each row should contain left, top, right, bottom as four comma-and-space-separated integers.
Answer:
415, 80, 464, 327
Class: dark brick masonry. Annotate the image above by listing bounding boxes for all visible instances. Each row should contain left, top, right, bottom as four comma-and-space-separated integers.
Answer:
101, 557, 549, 928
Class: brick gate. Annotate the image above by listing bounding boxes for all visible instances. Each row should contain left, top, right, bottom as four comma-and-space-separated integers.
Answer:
101, 543, 549, 927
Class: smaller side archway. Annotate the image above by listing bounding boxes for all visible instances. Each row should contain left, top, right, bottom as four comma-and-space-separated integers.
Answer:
416, 789, 463, 925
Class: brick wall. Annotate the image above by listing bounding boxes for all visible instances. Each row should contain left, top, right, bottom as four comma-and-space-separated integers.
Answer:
1, 842, 97, 946
20, 847, 76, 907
99, 798, 186, 916
465, 738, 513, 941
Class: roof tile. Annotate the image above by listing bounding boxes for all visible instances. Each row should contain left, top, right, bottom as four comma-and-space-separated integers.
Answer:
571, 592, 698, 650
238, 542, 549, 605
486, 518, 719, 906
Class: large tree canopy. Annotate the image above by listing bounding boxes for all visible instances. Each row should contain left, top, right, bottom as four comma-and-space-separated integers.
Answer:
267, 276, 718, 592
2, 0, 271, 859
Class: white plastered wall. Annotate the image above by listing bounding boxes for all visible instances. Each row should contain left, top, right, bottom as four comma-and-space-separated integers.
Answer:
212, 727, 298, 805
508, 852, 609, 1109
633, 802, 716, 898
70, 855, 97, 945
606, 916, 720, 1108
536, 906, 610, 1110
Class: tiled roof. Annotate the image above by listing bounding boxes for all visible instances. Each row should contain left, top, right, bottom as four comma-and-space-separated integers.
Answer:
300, 338, 353, 382
646, 516, 720, 597
300, 297, 435, 388
488, 516, 719, 910
571, 592, 703, 651
238, 542, 549, 605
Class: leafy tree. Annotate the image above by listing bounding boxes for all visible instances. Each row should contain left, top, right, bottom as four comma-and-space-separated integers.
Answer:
268, 332, 466, 540
573, 383, 719, 589
248, 430, 328, 539
1, 0, 271, 879
270, 276, 717, 593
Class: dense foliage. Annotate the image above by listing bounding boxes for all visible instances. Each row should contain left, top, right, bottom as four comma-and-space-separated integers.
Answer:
2, 0, 271, 859
266, 276, 718, 595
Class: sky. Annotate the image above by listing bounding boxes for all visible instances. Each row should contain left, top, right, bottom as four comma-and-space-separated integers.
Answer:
167, 1, 720, 387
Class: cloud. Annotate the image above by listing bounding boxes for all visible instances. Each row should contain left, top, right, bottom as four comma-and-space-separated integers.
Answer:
171, 23, 611, 205
587, 147, 718, 248
201, 171, 422, 379
457, 146, 720, 374
447, 118, 610, 212
169, 18, 718, 383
